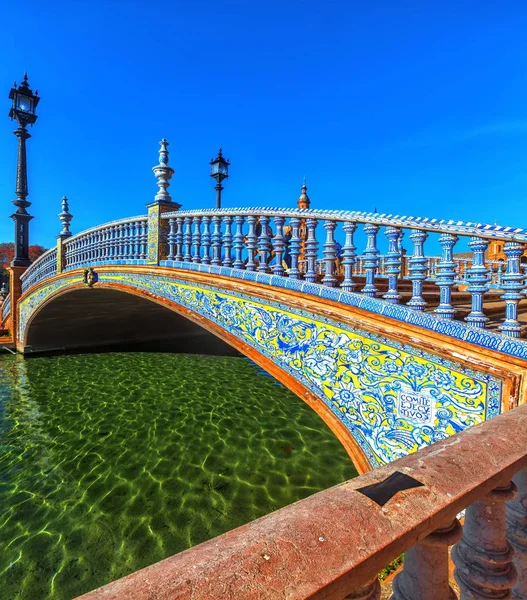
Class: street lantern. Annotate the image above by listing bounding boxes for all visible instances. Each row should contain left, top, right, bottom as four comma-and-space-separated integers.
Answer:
8, 73, 40, 267
209, 148, 230, 209
9, 73, 39, 128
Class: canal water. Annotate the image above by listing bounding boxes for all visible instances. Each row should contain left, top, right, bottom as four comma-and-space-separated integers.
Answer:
0, 352, 357, 599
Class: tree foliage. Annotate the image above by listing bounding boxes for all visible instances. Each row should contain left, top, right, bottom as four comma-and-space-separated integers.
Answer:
0, 243, 48, 280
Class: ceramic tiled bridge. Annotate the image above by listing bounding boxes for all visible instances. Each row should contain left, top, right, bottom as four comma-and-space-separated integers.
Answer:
4, 141, 527, 598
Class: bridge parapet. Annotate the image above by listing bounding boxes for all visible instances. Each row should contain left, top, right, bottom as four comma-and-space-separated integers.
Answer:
160, 207, 527, 338
13, 206, 527, 354
20, 247, 57, 293
63, 215, 149, 270
78, 401, 527, 600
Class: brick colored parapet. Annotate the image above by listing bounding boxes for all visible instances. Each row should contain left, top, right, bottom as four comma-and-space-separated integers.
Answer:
77, 403, 527, 600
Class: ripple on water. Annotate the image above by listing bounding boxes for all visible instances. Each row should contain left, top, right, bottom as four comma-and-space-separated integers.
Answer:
0, 352, 357, 599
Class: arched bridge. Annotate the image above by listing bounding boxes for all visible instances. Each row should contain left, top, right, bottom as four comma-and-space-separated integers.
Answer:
3, 143, 527, 473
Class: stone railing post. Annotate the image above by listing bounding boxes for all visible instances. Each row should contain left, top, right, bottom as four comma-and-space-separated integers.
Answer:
147, 139, 181, 265
507, 469, 527, 599
391, 519, 461, 600
453, 482, 517, 598
56, 195, 73, 274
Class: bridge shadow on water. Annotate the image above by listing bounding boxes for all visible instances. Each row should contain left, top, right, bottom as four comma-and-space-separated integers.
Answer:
25, 288, 240, 357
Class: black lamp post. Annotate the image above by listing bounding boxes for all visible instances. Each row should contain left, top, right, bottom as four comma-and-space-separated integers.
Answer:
209, 148, 229, 209
8, 73, 40, 267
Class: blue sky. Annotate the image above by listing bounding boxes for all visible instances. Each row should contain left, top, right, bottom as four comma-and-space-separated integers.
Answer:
1, 1, 526, 248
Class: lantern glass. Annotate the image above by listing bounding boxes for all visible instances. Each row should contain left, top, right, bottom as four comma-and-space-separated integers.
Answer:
218, 161, 228, 176
16, 93, 34, 114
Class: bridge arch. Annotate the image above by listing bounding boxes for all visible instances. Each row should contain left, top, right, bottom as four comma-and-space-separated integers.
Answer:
21, 274, 372, 474
18, 265, 519, 473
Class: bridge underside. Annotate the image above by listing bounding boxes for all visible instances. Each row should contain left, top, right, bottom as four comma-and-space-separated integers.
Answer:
25, 288, 238, 356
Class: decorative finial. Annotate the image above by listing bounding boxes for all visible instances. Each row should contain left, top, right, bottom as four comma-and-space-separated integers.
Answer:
297, 178, 311, 209
374, 207, 378, 214
19, 73, 31, 92
58, 196, 73, 237
0, 282, 8, 303
152, 138, 175, 204
218, 147, 223, 157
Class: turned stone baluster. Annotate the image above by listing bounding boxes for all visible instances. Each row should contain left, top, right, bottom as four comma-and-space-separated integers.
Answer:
272, 216, 286, 276
98, 229, 105, 260
465, 237, 490, 328
288, 217, 302, 279
246, 215, 258, 271
222, 216, 233, 267
183, 217, 193, 262
125, 223, 132, 259
341, 221, 357, 292
119, 224, 126, 259
100, 229, 106, 260
361, 223, 380, 297
167, 217, 176, 261
453, 482, 518, 599
192, 216, 201, 263
129, 223, 136, 259
322, 220, 338, 287
257, 215, 272, 273
103, 230, 109, 261
383, 226, 402, 303
140, 221, 148, 260
175, 217, 184, 261
500, 242, 524, 337
110, 227, 117, 260
117, 225, 125, 259
391, 519, 462, 600
93, 231, 99, 260
435, 233, 458, 319
407, 229, 429, 310
121, 223, 129, 260
304, 218, 319, 283
232, 215, 245, 269
507, 470, 527, 599
135, 221, 142, 259
201, 216, 212, 265
211, 216, 222, 266
134, 221, 142, 259
106, 227, 113, 260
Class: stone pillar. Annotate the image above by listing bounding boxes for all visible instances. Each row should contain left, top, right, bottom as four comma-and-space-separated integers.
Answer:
147, 139, 181, 265
507, 470, 527, 599
453, 482, 518, 599
391, 519, 461, 600
56, 196, 73, 273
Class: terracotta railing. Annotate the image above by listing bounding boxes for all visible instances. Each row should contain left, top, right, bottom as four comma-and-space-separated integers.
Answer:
78, 403, 527, 600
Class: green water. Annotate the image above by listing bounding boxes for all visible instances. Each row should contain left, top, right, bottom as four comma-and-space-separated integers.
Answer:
0, 352, 357, 599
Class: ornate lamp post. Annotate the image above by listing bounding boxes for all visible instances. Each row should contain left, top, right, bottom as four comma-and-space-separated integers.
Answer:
8, 73, 39, 266
209, 148, 229, 209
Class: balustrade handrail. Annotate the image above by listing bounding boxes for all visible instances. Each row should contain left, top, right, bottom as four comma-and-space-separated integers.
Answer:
79, 402, 527, 600
161, 207, 527, 243
20, 246, 58, 281
62, 214, 147, 246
